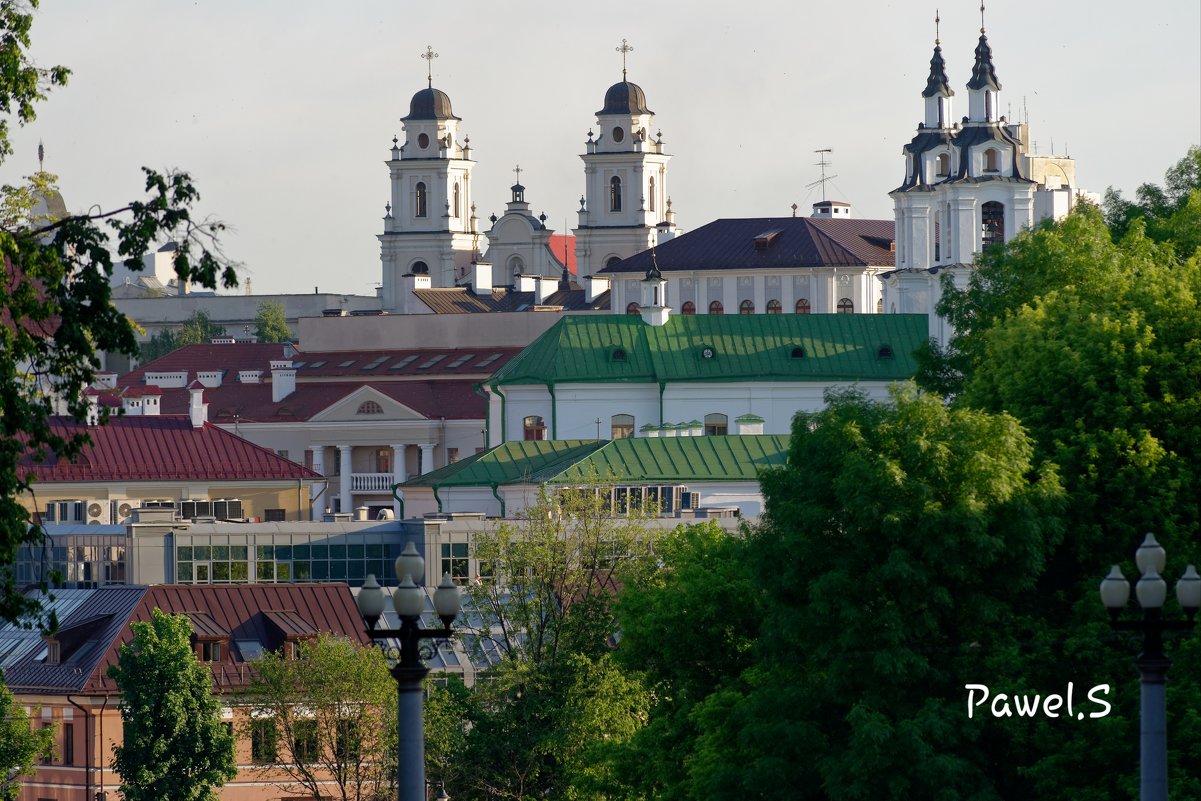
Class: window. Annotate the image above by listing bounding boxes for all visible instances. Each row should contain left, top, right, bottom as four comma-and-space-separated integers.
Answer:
766, 299, 782, 314
417, 132, 430, 149
264, 508, 286, 523
411, 261, 429, 275
523, 416, 545, 441
375, 448, 392, 473
795, 298, 811, 314
611, 348, 627, 362
441, 543, 469, 583
453, 182, 461, 218
63, 723, 74, 765
275, 449, 289, 460
790, 346, 806, 359
739, 300, 755, 315
877, 298, 884, 313
605, 256, 622, 270
611, 414, 635, 440
45, 639, 60, 664
293, 720, 318, 764
648, 176, 656, 212
415, 182, 428, 217
984, 148, 1000, 173
200, 640, 222, 662
252, 719, 278, 764
681, 301, 696, 315
447, 448, 459, 463
837, 297, 854, 314
612, 126, 625, 144
626, 302, 640, 315
985, 90, 995, 121
357, 400, 383, 415
936, 152, 950, 177
610, 176, 622, 212
708, 300, 724, 315
335, 719, 362, 762
704, 413, 728, 436
982, 201, 1004, 248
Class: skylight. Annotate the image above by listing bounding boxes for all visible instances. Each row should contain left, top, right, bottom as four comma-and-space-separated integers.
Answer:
417, 354, 448, 369
389, 355, 419, 370
338, 360, 356, 368
474, 353, 504, 368
308, 360, 326, 368
362, 356, 389, 370
445, 354, 477, 369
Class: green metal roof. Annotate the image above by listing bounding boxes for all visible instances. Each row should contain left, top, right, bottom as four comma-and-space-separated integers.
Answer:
488, 313, 928, 386
401, 435, 790, 488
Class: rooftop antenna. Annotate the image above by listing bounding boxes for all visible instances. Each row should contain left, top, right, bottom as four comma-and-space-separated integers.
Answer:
421, 45, 438, 88
805, 149, 837, 202
616, 38, 633, 79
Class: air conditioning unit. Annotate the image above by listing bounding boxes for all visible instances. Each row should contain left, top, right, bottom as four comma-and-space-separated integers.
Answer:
87, 502, 109, 525
112, 501, 134, 523
681, 492, 701, 510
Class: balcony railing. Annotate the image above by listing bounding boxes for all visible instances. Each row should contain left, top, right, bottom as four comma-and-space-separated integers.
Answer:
350, 473, 396, 492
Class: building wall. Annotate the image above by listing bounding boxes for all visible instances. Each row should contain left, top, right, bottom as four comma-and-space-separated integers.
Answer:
24, 483, 314, 526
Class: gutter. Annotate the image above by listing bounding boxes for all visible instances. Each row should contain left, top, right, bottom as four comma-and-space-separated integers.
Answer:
307, 479, 329, 521
67, 695, 90, 801
490, 483, 506, 518
391, 483, 405, 520
432, 484, 443, 513
547, 383, 557, 439
658, 381, 666, 425
495, 385, 508, 445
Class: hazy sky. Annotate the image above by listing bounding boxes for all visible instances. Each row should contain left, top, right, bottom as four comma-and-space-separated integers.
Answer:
4, 0, 1198, 296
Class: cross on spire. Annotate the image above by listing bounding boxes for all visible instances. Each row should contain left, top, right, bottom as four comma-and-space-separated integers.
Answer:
935, 9, 941, 45
513, 164, 522, 184
421, 45, 439, 88
980, 2, 986, 33
616, 38, 633, 79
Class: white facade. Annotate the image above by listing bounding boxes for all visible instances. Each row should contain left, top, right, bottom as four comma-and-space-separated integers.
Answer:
482, 184, 563, 287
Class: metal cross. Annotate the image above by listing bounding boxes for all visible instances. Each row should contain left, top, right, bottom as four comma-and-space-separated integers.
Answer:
513, 164, 522, 185
421, 45, 439, 87
935, 9, 941, 45
616, 39, 633, 79
980, 2, 986, 33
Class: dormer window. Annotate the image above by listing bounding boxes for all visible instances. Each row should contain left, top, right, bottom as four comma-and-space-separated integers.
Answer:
45, 638, 60, 665
200, 640, 222, 662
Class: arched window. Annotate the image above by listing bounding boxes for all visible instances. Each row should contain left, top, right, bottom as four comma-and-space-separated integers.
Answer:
876, 298, 884, 314
704, 413, 728, 436
523, 416, 546, 441
739, 300, 755, 315
610, 176, 622, 212
626, 302, 640, 315
708, 300, 724, 315
648, 176, 656, 212
415, 182, 428, 218
795, 298, 811, 314
982, 201, 1005, 248
508, 255, 525, 277
453, 182, 461, 218
985, 91, 995, 121
605, 256, 622, 270
837, 297, 854, 314
936, 153, 949, 177
766, 299, 782, 315
611, 414, 634, 440
984, 148, 1000, 172
411, 261, 429, 275
681, 301, 696, 315
357, 401, 383, 415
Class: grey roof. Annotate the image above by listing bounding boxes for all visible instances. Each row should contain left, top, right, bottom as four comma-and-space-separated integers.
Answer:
966, 33, 1001, 91
598, 80, 653, 116
403, 86, 460, 121
922, 44, 954, 98
600, 217, 895, 274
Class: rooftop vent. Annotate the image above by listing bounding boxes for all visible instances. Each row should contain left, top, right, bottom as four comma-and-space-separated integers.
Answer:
753, 229, 782, 250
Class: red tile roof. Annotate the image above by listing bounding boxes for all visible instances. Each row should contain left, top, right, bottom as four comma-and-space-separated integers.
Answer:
21, 416, 322, 482
547, 234, 577, 274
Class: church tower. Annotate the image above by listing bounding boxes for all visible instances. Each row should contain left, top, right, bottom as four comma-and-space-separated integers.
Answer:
380, 47, 480, 311
574, 40, 678, 279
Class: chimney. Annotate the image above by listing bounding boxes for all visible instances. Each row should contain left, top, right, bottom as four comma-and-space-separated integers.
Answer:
584, 274, 610, 304
534, 275, 555, 304
272, 365, 297, 402
283, 341, 296, 359
515, 274, 537, 294
93, 372, 117, 389
471, 261, 493, 295
400, 273, 432, 314
84, 388, 101, 426
188, 381, 208, 428
143, 387, 161, 417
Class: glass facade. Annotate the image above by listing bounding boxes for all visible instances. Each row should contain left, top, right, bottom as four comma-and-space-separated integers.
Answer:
12, 534, 127, 588
174, 531, 410, 587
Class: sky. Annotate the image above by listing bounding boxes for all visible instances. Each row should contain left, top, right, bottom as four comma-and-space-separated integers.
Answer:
3, 0, 1198, 296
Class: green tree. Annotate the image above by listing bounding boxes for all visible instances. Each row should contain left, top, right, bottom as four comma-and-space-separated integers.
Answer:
241, 634, 396, 801
108, 609, 236, 801
254, 300, 291, 343
0, 680, 55, 801
1103, 146, 1201, 257
138, 310, 227, 363
0, 2, 237, 629
449, 483, 658, 801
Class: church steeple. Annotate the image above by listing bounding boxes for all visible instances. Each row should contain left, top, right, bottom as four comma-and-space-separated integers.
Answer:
921, 11, 953, 129
966, 4, 1001, 121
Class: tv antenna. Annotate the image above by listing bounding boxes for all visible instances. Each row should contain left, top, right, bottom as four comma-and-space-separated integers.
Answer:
805, 149, 837, 202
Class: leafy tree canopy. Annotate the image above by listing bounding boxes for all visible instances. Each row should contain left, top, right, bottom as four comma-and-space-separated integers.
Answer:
0, 2, 237, 629
1103, 146, 1201, 257
138, 310, 227, 363
253, 299, 291, 343
0, 680, 55, 801
108, 609, 236, 801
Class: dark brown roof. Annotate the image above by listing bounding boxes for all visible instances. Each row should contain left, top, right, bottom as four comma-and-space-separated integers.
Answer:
20, 416, 321, 483
413, 286, 609, 314
601, 217, 896, 275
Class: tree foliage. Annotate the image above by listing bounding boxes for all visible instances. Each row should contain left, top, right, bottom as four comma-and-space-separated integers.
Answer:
240, 634, 396, 801
1103, 146, 1201, 258
0, 4, 237, 628
138, 310, 228, 363
254, 300, 291, 343
108, 609, 236, 801
0, 679, 55, 801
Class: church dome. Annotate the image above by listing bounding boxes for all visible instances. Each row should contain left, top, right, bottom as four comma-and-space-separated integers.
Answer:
598, 80, 653, 116
403, 87, 461, 121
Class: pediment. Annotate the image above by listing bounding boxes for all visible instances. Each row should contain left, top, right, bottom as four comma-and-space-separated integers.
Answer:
310, 386, 426, 422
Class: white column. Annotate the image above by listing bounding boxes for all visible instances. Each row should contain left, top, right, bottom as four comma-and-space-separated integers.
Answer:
419, 443, 436, 475
392, 444, 407, 519
310, 447, 326, 520
338, 445, 352, 515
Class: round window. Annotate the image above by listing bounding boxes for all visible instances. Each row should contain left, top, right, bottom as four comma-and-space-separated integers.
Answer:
701, 347, 715, 360
612, 127, 625, 143
418, 133, 430, 149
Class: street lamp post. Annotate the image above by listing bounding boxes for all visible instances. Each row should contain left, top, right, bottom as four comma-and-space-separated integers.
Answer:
357, 542, 462, 801
1099, 533, 1201, 801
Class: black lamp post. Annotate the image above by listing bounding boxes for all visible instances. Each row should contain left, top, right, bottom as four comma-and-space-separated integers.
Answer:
356, 542, 462, 801
1099, 533, 1201, 801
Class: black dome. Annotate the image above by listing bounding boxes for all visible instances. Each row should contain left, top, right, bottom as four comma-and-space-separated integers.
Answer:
597, 80, 652, 116
403, 87, 460, 121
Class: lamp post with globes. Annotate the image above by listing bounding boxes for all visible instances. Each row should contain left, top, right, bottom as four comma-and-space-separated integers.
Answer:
356, 542, 462, 801
1099, 533, 1201, 801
